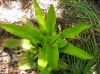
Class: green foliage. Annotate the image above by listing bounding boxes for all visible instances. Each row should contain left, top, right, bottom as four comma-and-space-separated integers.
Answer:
18, 59, 36, 70
46, 4, 56, 35
60, 0, 100, 73
34, 0, 47, 33
59, 42, 94, 59
61, 22, 91, 38
18, 49, 37, 70
0, 23, 44, 44
0, 0, 94, 73
58, 60, 69, 69
2, 39, 21, 48
46, 44, 59, 69
38, 47, 48, 71
2, 39, 33, 50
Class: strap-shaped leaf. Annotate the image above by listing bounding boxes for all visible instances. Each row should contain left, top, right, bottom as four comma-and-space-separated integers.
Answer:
1, 39, 21, 48
46, 44, 59, 69
1, 39, 33, 51
34, 0, 47, 32
61, 22, 91, 38
46, 4, 56, 35
38, 48, 48, 71
59, 42, 94, 59
0, 23, 44, 44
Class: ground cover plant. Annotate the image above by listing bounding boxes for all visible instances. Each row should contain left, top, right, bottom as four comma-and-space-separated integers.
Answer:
0, 0, 95, 74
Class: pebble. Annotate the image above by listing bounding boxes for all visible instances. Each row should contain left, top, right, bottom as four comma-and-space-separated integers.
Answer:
0, 51, 10, 74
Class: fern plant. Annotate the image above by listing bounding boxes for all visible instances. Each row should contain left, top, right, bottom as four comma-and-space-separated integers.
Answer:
0, 0, 94, 74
